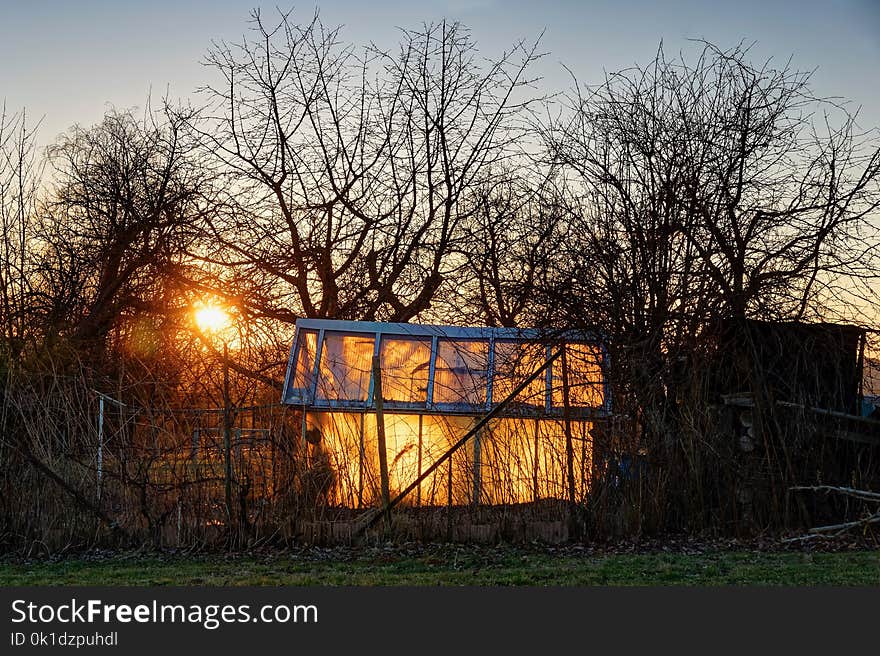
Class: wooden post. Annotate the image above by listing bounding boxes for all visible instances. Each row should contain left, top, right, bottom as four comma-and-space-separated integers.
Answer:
372, 355, 391, 524
97, 395, 104, 501
223, 341, 234, 532
561, 346, 577, 519
472, 421, 481, 506
416, 414, 423, 507
533, 417, 540, 502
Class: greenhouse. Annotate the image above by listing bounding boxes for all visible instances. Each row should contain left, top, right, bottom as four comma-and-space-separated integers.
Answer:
282, 319, 609, 508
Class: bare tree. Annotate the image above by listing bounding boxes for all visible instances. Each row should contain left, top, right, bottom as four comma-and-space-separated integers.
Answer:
548, 41, 880, 337
190, 9, 544, 329
0, 105, 41, 356
443, 174, 563, 327
31, 107, 213, 357
543, 41, 880, 531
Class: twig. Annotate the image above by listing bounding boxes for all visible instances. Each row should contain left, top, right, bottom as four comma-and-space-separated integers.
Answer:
807, 514, 880, 535
791, 485, 880, 503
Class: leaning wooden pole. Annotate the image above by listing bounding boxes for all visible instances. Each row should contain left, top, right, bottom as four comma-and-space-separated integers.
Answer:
360, 347, 564, 532
372, 355, 391, 525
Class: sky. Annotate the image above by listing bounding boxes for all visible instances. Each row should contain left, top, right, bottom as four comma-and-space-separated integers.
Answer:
2, 0, 879, 148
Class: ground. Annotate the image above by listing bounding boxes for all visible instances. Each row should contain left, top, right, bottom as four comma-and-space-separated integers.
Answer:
2, 538, 879, 585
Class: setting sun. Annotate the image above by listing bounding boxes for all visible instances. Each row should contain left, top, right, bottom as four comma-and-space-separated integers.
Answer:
194, 304, 229, 334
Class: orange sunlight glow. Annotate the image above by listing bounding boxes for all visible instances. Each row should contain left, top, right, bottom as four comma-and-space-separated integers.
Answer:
194, 304, 230, 334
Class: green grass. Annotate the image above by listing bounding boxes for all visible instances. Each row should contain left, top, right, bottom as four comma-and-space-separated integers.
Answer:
2, 547, 879, 585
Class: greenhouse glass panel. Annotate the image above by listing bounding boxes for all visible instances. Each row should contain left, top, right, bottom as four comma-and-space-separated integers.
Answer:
379, 336, 431, 404
282, 319, 609, 510
289, 329, 318, 399
433, 339, 490, 407
492, 340, 549, 409
315, 331, 374, 403
551, 342, 606, 409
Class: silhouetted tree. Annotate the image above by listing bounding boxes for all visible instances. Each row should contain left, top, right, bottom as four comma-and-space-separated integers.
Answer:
32, 108, 213, 358
191, 9, 544, 328
0, 106, 41, 357
544, 41, 880, 531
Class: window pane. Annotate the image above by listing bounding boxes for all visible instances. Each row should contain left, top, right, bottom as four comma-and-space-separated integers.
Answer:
551, 343, 605, 408
433, 339, 489, 405
492, 341, 548, 407
292, 329, 318, 392
379, 337, 431, 403
316, 332, 375, 402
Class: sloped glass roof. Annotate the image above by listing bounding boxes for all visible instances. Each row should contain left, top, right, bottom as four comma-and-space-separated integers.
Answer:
282, 319, 609, 417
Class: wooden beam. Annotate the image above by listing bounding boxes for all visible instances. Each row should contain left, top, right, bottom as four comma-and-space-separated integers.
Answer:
371, 355, 391, 524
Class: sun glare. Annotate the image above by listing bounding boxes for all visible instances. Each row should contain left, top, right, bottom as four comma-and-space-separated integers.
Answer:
194, 304, 230, 334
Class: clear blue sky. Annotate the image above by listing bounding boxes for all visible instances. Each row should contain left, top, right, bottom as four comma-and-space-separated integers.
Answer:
2, 0, 879, 145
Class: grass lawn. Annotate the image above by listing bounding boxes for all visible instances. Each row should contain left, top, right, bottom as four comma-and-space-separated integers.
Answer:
2, 546, 879, 585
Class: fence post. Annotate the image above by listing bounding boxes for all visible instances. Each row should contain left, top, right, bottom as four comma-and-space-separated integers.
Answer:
223, 341, 234, 536
472, 421, 481, 506
97, 395, 104, 501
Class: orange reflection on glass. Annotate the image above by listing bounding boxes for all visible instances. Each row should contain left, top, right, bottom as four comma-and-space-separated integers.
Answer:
306, 411, 592, 507
492, 341, 548, 407
551, 343, 605, 408
379, 337, 431, 403
292, 329, 318, 392
433, 339, 489, 405
316, 332, 374, 402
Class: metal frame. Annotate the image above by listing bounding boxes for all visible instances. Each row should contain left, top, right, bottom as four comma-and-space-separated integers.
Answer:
282, 318, 610, 418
